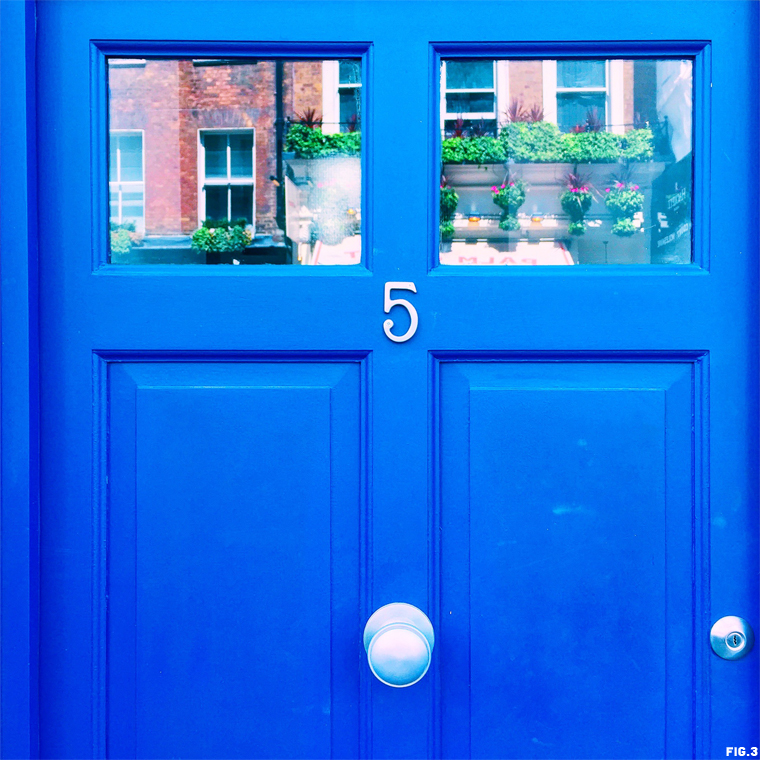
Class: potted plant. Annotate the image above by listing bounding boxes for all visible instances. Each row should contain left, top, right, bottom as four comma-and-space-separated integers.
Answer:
109, 221, 143, 262
191, 218, 253, 264
491, 173, 526, 231
604, 179, 644, 236
559, 169, 593, 235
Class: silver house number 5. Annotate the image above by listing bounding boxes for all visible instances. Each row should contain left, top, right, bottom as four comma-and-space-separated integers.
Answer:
383, 282, 418, 343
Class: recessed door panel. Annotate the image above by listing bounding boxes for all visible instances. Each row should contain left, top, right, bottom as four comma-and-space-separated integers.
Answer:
438, 359, 701, 759
105, 360, 364, 759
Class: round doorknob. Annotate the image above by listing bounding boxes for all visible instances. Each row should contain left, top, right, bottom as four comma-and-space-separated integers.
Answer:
363, 603, 434, 687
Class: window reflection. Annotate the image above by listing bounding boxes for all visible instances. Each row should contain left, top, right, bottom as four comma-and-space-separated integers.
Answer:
108, 58, 362, 265
439, 58, 693, 265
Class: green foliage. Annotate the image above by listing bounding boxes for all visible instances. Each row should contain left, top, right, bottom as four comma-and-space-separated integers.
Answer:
620, 128, 654, 161
559, 129, 654, 163
441, 138, 466, 164
441, 136, 505, 164
284, 123, 326, 158
324, 131, 361, 156
498, 215, 521, 232
191, 223, 252, 254
202, 218, 249, 230
285, 123, 361, 158
568, 221, 586, 235
560, 189, 593, 221
110, 221, 136, 232
461, 136, 505, 164
439, 221, 455, 240
604, 181, 644, 236
442, 122, 654, 165
501, 121, 563, 163
604, 184, 644, 219
611, 218, 637, 236
491, 178, 527, 213
559, 131, 621, 163
109, 228, 132, 255
440, 185, 459, 221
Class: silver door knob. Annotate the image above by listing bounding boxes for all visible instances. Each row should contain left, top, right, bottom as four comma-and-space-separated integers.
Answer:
710, 616, 754, 660
363, 603, 434, 687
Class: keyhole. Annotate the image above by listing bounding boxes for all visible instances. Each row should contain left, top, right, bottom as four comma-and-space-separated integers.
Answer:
726, 632, 745, 650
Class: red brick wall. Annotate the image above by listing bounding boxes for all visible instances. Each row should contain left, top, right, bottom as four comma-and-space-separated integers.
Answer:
110, 61, 182, 235
508, 61, 543, 115
287, 61, 323, 121
110, 59, 324, 237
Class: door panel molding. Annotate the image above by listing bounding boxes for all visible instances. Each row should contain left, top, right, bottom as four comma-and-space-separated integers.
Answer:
431, 351, 709, 758
92, 352, 371, 758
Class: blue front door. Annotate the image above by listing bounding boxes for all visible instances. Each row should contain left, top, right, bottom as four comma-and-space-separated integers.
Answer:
36, 2, 758, 758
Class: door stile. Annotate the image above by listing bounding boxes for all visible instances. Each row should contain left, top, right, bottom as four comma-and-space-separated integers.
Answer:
0, 1, 40, 758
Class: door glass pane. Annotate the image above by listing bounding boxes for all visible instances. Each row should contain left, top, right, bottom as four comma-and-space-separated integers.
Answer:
557, 92, 607, 132
205, 186, 227, 222
107, 57, 363, 265
118, 134, 143, 181
204, 134, 228, 179
338, 60, 361, 85
557, 60, 606, 88
229, 133, 253, 177
121, 191, 144, 223
439, 57, 694, 266
231, 185, 254, 224
446, 92, 495, 114
446, 60, 494, 89
339, 90, 361, 131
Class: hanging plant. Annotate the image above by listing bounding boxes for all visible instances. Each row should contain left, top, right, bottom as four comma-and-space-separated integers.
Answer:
604, 180, 644, 236
559, 169, 593, 235
440, 175, 459, 241
491, 173, 526, 232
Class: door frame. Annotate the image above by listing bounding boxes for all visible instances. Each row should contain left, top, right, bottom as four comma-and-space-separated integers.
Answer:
0, 2, 39, 758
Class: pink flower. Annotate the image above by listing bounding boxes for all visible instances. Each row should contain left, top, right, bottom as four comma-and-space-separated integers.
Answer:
634, 185, 639, 190
509, 182, 514, 186
500, 184, 505, 189
605, 188, 610, 192
491, 186, 498, 192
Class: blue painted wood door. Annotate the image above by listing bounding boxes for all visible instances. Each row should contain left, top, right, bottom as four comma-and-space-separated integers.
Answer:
36, 1, 758, 758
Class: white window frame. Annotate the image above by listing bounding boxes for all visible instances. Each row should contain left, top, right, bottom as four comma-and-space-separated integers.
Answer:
322, 60, 362, 135
542, 60, 625, 134
440, 60, 499, 129
109, 129, 145, 233
107, 59, 147, 68
197, 128, 256, 232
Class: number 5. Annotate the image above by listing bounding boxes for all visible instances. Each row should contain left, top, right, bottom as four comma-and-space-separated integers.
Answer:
383, 282, 418, 343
